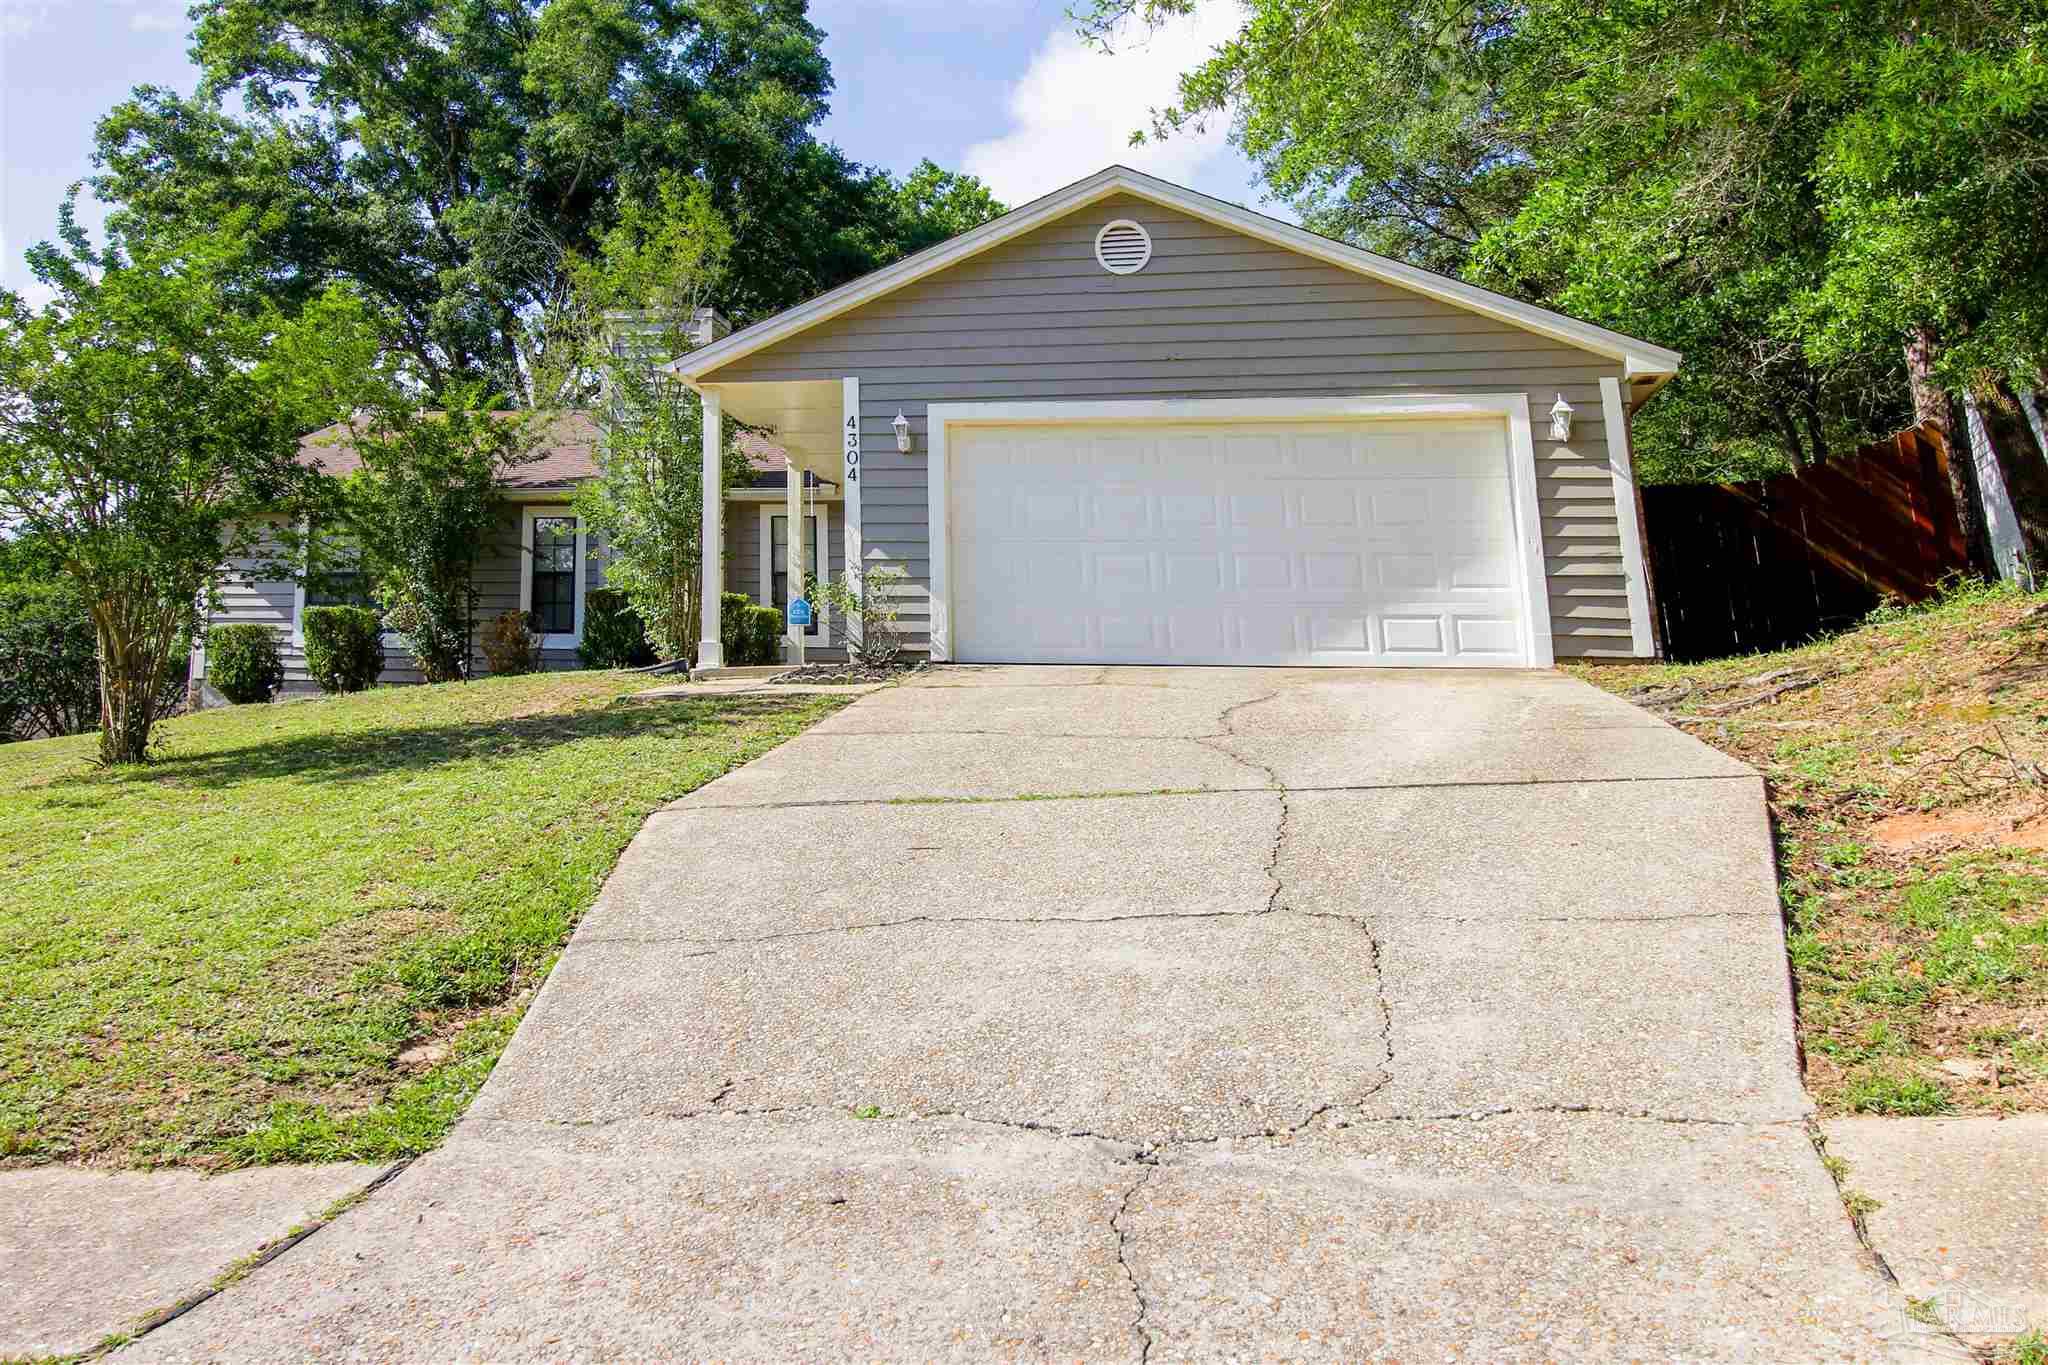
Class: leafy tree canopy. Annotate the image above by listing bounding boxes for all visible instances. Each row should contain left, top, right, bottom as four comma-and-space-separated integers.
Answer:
0, 213, 377, 761
1079, 0, 2048, 483
89, 0, 1004, 404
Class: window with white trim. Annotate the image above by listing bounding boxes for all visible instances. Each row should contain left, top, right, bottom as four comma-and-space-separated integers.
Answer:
292, 526, 386, 644
757, 503, 830, 640
520, 506, 585, 646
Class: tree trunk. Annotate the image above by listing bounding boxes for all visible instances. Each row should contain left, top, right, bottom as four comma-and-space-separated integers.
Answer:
93, 606, 158, 765
1904, 324, 1992, 574
1961, 392, 2035, 588
1769, 401, 1807, 472
2018, 387, 2048, 474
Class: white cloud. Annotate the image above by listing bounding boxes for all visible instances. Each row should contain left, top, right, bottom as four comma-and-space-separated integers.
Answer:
0, 0, 54, 38
963, 4, 1256, 208
128, 5, 183, 32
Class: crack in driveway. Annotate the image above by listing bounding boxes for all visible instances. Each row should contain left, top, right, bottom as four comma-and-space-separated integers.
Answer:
1109, 1161, 1159, 1364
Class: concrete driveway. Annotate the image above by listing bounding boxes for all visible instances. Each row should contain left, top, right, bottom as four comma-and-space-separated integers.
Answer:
133, 667, 1907, 1361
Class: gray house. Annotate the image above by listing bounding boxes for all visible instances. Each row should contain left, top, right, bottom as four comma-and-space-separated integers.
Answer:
193, 414, 845, 696
672, 165, 1679, 670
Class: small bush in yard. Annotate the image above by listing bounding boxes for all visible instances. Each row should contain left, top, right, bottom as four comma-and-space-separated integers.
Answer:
207, 623, 285, 704
0, 580, 100, 738
718, 592, 786, 665
481, 609, 540, 676
578, 588, 655, 669
809, 565, 909, 668
301, 606, 385, 693
746, 604, 782, 662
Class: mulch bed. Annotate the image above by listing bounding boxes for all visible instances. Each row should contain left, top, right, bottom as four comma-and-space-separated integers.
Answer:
766, 661, 926, 685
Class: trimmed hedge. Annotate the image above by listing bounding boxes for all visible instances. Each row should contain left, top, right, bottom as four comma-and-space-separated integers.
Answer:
301, 606, 385, 694
719, 592, 784, 666
208, 623, 285, 705
578, 588, 656, 669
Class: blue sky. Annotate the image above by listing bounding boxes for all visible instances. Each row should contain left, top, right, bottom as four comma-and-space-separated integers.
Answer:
0, 0, 1274, 304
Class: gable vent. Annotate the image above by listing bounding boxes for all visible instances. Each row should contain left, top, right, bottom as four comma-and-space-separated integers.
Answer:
1094, 219, 1153, 275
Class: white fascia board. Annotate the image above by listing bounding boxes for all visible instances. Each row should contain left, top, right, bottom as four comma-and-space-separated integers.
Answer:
669, 165, 1682, 384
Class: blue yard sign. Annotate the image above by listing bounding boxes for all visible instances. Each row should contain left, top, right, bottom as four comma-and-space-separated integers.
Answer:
787, 597, 813, 627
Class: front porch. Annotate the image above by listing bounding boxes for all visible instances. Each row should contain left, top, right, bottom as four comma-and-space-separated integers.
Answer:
698, 377, 863, 670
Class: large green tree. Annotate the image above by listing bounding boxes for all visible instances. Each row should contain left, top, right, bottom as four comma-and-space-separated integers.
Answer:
89, 0, 1001, 406
0, 218, 374, 762
1080, 0, 2048, 506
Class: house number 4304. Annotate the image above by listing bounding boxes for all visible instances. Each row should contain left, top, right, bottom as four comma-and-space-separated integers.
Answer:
844, 415, 859, 482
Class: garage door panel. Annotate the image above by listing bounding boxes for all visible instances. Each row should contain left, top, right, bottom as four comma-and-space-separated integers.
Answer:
1448, 543, 1516, 591
1308, 613, 1371, 652
1022, 491, 1083, 533
1303, 552, 1365, 592
1297, 488, 1362, 527
1238, 612, 1304, 655
1159, 493, 1220, 528
1165, 611, 1228, 655
1228, 491, 1288, 530
1164, 552, 1225, 592
1023, 548, 1085, 595
1381, 615, 1447, 655
1099, 615, 1158, 651
950, 418, 1531, 667
1093, 552, 1153, 596
1090, 489, 1152, 535
1234, 553, 1296, 592
1376, 553, 1439, 591
1371, 486, 1431, 526
1455, 617, 1522, 655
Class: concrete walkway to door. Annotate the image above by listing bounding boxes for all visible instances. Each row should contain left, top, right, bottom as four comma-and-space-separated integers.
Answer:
130, 667, 1915, 1361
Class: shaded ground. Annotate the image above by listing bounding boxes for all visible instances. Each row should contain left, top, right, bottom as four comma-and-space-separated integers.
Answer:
128, 667, 1904, 1361
1571, 583, 2048, 1117
0, 672, 849, 1168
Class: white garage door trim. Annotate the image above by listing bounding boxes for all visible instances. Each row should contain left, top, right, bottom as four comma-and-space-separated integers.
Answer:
926, 394, 1555, 668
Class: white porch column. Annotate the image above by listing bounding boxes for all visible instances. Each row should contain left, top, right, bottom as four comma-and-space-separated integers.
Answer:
696, 389, 725, 670
840, 376, 863, 653
785, 459, 806, 665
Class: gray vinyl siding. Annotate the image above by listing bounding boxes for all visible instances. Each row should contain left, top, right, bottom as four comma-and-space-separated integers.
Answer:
202, 508, 604, 694
725, 496, 849, 660
707, 192, 1643, 660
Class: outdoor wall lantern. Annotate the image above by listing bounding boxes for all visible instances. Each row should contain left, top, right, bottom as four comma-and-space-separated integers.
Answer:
1549, 393, 1575, 443
892, 411, 912, 453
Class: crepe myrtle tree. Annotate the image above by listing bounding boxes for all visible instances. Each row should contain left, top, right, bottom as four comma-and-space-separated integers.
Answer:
0, 210, 375, 762
570, 174, 752, 663
328, 392, 544, 683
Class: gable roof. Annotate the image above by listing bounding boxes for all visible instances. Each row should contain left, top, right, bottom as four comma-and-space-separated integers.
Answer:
299, 412, 788, 488
669, 165, 1682, 386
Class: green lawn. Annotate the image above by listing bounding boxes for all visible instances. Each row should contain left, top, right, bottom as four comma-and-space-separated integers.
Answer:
1571, 581, 2048, 1116
0, 672, 848, 1168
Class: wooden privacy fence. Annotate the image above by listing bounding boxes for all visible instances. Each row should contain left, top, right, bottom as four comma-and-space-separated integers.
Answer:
1641, 423, 1969, 662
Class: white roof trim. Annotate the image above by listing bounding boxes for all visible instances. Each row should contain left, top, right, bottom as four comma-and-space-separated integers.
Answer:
669, 165, 1682, 384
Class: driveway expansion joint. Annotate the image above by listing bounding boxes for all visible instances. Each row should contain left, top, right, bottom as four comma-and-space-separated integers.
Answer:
1281, 906, 1779, 927
567, 905, 1300, 952
666, 769, 1759, 813
76, 1158, 412, 1362
1323, 1104, 1809, 1130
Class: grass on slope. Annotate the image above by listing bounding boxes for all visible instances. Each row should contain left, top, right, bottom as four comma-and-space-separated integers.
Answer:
1570, 581, 2048, 1117
0, 672, 848, 1168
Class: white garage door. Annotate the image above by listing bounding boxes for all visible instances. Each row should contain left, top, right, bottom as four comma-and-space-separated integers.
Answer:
947, 418, 1534, 667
